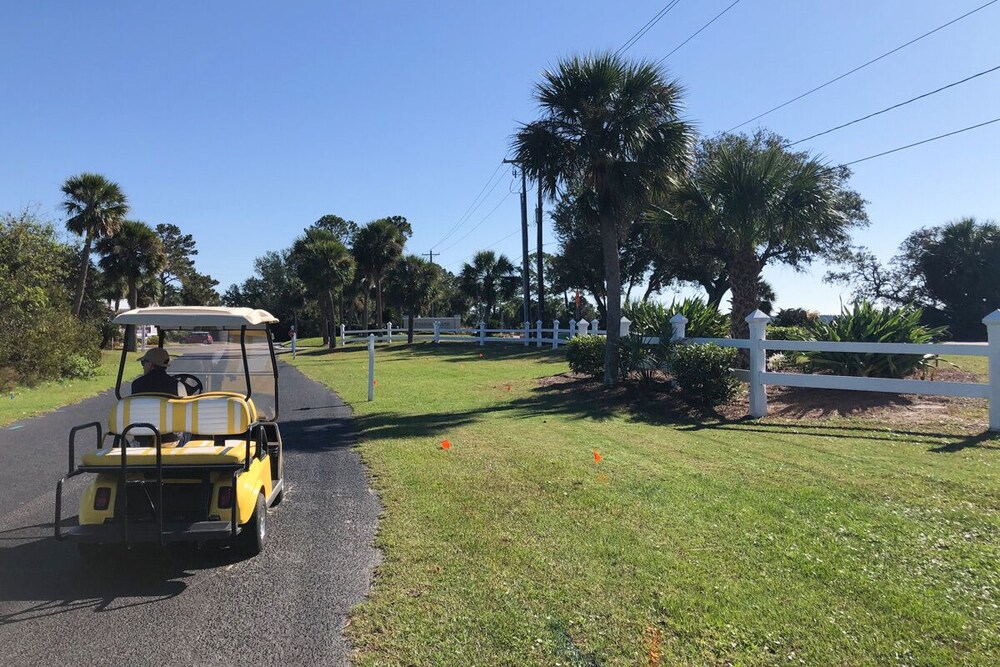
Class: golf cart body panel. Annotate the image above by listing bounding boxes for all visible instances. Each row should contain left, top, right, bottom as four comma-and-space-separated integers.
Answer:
55, 306, 284, 554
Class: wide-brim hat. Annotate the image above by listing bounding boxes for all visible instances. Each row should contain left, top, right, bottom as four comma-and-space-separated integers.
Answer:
138, 347, 170, 368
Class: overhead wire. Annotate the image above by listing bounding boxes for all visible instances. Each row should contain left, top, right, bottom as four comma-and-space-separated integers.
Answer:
616, 1, 682, 55
789, 63, 1000, 146
726, 0, 1000, 132
841, 115, 1000, 166
430, 160, 507, 250
439, 188, 516, 254
655, 0, 743, 65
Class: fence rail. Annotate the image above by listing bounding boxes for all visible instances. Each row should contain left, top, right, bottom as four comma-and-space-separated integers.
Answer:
337, 308, 1000, 431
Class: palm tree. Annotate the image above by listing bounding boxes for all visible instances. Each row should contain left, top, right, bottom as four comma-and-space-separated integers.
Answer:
514, 53, 692, 385
459, 250, 517, 325
61, 173, 129, 317
96, 220, 166, 351
389, 255, 440, 343
664, 132, 867, 340
291, 231, 355, 349
352, 219, 406, 328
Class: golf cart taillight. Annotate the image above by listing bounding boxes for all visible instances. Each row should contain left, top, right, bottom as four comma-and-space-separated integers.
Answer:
94, 487, 111, 511
218, 487, 233, 509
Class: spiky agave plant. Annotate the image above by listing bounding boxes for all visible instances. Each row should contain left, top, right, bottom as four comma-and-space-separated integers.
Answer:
795, 301, 947, 378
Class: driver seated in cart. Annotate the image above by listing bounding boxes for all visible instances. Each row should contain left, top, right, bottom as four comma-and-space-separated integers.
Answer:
132, 348, 180, 396
131, 347, 181, 444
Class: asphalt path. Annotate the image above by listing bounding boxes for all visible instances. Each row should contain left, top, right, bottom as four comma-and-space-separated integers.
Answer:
0, 357, 381, 666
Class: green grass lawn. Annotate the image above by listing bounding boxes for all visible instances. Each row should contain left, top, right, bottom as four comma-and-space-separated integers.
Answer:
0, 350, 140, 427
290, 343, 1000, 666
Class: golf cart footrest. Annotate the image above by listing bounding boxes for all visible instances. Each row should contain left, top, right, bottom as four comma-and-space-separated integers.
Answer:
63, 520, 238, 543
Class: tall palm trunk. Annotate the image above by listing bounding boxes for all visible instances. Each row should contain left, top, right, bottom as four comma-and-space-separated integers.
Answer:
599, 215, 622, 386
407, 304, 416, 344
124, 278, 139, 352
729, 252, 763, 367
375, 278, 384, 327
327, 290, 336, 350
363, 288, 370, 329
72, 233, 94, 317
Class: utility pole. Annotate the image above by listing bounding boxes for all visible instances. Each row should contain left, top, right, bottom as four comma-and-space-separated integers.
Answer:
423, 250, 439, 317
503, 158, 530, 326
535, 177, 544, 323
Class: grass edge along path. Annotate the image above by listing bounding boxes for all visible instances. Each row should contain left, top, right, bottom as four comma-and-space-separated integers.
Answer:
0, 350, 140, 428
290, 343, 1000, 666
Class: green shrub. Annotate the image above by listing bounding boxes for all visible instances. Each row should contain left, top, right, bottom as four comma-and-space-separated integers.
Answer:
566, 336, 605, 377
670, 343, 739, 406
619, 333, 670, 386
60, 353, 99, 379
766, 325, 809, 341
796, 301, 947, 378
623, 297, 729, 340
772, 308, 819, 327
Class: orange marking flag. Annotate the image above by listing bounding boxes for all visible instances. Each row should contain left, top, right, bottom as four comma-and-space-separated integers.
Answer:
593, 450, 602, 463
441, 439, 452, 450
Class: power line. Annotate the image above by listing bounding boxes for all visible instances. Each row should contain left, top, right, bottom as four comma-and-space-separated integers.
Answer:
842, 115, 1000, 166
790, 63, 1000, 146
616, 1, 682, 55
439, 190, 515, 254
655, 0, 743, 65
431, 160, 506, 250
726, 0, 1000, 132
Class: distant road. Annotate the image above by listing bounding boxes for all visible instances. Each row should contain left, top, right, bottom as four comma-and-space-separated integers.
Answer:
0, 361, 380, 666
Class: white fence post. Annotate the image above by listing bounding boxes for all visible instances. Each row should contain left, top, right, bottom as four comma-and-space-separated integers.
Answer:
368, 334, 375, 401
291, 332, 297, 359
620, 316, 631, 338
984, 310, 1000, 431
747, 310, 770, 418
479, 321, 486, 346
569, 319, 577, 339
578, 318, 589, 337
591, 318, 600, 335
523, 322, 530, 347
386, 322, 392, 344
536, 320, 543, 348
340, 324, 345, 348
434, 321, 441, 344
670, 314, 688, 341
552, 320, 560, 349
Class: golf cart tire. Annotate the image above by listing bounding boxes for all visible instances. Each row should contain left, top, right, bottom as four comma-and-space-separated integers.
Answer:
237, 492, 267, 557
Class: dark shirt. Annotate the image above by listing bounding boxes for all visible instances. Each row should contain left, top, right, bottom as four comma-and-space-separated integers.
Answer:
130, 367, 180, 444
131, 367, 179, 396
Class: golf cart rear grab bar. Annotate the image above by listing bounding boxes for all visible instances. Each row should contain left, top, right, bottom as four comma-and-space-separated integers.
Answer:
68, 422, 103, 477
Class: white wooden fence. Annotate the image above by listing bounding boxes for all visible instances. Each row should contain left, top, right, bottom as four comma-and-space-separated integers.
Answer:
662, 309, 999, 431
340, 310, 1000, 431
339, 318, 614, 349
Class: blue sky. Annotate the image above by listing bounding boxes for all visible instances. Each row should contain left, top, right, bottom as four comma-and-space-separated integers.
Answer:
2, 1, 998, 315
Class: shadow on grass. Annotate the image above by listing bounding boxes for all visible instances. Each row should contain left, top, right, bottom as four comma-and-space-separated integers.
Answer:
296, 341, 567, 366
351, 370, 1000, 455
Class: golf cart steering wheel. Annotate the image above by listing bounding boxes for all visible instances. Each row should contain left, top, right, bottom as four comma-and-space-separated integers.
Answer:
173, 373, 203, 396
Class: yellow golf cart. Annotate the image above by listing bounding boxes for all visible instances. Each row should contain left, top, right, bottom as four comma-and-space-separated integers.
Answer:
55, 306, 284, 557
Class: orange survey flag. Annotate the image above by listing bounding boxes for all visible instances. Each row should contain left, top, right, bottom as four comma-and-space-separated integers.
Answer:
593, 450, 602, 463
441, 439, 452, 450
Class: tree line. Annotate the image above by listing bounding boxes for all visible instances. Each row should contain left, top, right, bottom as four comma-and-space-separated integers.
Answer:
1, 173, 220, 389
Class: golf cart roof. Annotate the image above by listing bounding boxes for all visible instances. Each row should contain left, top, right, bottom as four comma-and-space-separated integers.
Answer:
113, 306, 279, 329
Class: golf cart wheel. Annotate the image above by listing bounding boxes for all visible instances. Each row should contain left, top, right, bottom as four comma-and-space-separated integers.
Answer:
237, 492, 267, 556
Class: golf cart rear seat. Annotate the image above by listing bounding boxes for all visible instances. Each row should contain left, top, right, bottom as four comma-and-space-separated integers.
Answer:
81, 392, 259, 468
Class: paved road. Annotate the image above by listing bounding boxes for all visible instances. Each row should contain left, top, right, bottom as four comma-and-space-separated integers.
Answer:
0, 360, 380, 666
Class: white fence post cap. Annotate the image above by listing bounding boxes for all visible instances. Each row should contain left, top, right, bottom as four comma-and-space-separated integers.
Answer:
983, 310, 1000, 325
745, 309, 771, 323
577, 318, 589, 327
620, 316, 630, 324
478, 321, 485, 327
669, 313, 689, 324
